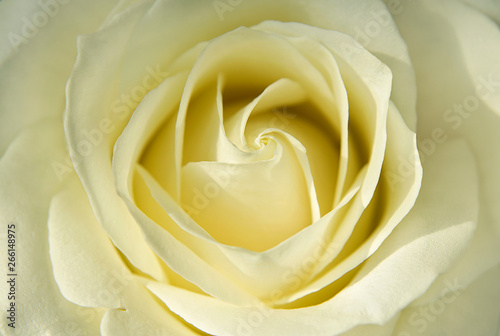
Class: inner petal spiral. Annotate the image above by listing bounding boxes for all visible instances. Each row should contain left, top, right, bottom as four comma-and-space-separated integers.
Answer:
140, 26, 349, 251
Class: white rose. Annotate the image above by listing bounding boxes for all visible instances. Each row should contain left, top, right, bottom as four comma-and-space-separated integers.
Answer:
1, 0, 499, 335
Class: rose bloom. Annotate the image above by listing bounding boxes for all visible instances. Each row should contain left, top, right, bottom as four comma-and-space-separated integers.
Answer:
1, 0, 500, 335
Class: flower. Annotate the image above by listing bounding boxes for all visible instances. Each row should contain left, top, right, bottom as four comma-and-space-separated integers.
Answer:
1, 0, 499, 335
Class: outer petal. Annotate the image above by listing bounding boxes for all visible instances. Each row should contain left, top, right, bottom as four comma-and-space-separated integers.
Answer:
387, 0, 500, 289
341, 315, 399, 336
48, 173, 197, 335
340, 265, 500, 336
458, 0, 500, 24
393, 265, 500, 336
64, 0, 166, 280
100, 307, 199, 336
0, 0, 118, 154
0, 121, 103, 335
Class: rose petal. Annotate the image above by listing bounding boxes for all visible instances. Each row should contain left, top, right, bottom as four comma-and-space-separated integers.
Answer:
341, 314, 400, 336
109, 48, 333, 297
181, 142, 312, 252
48, 173, 197, 335
285, 102, 422, 305
388, 0, 500, 288
48, 174, 132, 309
0, 121, 103, 335
170, 27, 344, 195
101, 307, 198, 336
458, 0, 500, 24
63, 0, 418, 308
223, 77, 339, 215
120, 0, 416, 130
252, 21, 391, 207
144, 138, 477, 336
0, 0, 118, 154
114, 20, 416, 305
393, 265, 500, 336
112, 70, 189, 204
224, 78, 308, 150
64, 0, 165, 280
412, 218, 500, 306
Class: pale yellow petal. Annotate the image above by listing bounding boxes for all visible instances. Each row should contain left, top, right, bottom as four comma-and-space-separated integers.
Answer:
388, 0, 500, 289
0, 121, 103, 335
394, 266, 500, 336
64, 1, 165, 280
143, 138, 477, 336
0, 0, 118, 154
48, 173, 197, 335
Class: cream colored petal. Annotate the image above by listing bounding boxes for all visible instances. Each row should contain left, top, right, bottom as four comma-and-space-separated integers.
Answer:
179, 73, 278, 165
341, 314, 400, 336
246, 127, 326, 222
181, 144, 312, 252
253, 21, 391, 207
177, 20, 390, 268
180, 78, 225, 166
167, 26, 343, 252
112, 42, 330, 296
112, 70, 188, 202
131, 15, 347, 210
393, 265, 500, 336
49, 175, 126, 308
248, 110, 340, 216
99, 7, 412, 300
60, 1, 418, 309
172, 27, 343, 194
48, 173, 197, 335
126, 21, 410, 304
179, 67, 322, 247
138, 163, 360, 300
101, 307, 199, 336
388, 0, 500, 288
121, 0, 415, 130
223, 38, 342, 215
175, 73, 284, 170
99, 0, 150, 26
137, 165, 214, 241
283, 102, 422, 305
119, 181, 260, 305
64, 0, 165, 280
143, 138, 477, 336
117, 67, 316, 261
0, 121, 103, 335
224, 78, 308, 150
343, 265, 500, 336
0, 0, 118, 155
411, 215, 500, 307
249, 26, 350, 209
458, 0, 500, 24
131, 78, 345, 301
112, 77, 275, 299
274, 0, 416, 131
